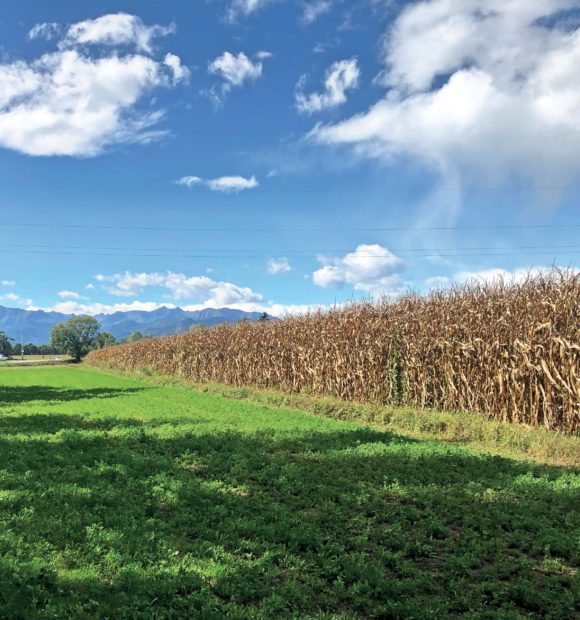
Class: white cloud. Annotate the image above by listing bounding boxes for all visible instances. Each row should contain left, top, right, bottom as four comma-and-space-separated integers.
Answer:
296, 58, 360, 114
207, 51, 269, 105
0, 293, 33, 307
426, 266, 580, 289
302, 1, 333, 25
1, 280, 15, 287
207, 176, 258, 192
311, 1, 580, 194
176, 174, 258, 192
28, 23, 61, 41
424, 275, 451, 288
32, 300, 176, 316
227, 0, 279, 21
59, 13, 175, 54
0, 14, 187, 157
94, 271, 264, 305
312, 244, 405, 294
32, 299, 321, 318
267, 258, 292, 275
182, 301, 322, 316
85, 283, 95, 290
163, 53, 190, 84
58, 290, 87, 300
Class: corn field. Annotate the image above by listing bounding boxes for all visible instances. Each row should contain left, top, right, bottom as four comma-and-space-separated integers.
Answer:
86, 269, 580, 433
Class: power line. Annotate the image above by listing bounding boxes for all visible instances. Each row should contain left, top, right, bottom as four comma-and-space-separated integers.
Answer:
0, 249, 578, 260
0, 242, 579, 254
0, 222, 578, 233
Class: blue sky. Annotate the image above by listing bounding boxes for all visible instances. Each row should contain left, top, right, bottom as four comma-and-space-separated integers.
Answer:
0, 0, 579, 315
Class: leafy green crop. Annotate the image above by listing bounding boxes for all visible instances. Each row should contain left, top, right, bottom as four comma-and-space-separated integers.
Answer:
0, 366, 578, 618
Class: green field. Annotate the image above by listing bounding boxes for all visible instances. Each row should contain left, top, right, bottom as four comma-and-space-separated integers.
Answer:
0, 366, 578, 618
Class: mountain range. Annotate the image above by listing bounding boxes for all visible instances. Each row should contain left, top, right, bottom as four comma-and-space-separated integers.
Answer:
0, 306, 268, 345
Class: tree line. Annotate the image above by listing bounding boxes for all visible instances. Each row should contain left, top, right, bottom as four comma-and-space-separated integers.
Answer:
0, 316, 150, 361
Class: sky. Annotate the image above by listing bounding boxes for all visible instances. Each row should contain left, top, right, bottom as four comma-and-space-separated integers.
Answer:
0, 0, 579, 316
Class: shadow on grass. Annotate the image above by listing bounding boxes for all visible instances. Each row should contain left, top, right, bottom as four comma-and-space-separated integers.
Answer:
0, 410, 577, 619
0, 386, 146, 406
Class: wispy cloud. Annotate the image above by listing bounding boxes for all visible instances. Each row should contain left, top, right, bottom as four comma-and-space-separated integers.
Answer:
28, 22, 61, 41
0, 292, 33, 307
176, 174, 259, 192
302, 1, 333, 25
58, 13, 175, 54
310, 1, 580, 214
296, 58, 360, 114
58, 290, 87, 300
227, 0, 280, 22
267, 258, 292, 275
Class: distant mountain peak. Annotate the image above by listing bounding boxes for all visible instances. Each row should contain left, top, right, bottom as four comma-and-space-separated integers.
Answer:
0, 305, 267, 345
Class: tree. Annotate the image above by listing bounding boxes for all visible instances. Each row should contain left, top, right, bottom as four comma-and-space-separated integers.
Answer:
189, 323, 207, 332
97, 332, 116, 349
259, 312, 270, 322
128, 331, 143, 342
38, 344, 58, 355
0, 331, 13, 357
51, 316, 101, 362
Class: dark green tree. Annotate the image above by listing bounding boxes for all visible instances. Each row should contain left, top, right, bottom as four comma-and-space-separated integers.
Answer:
97, 332, 116, 349
259, 312, 270, 322
127, 331, 143, 342
0, 331, 13, 356
50, 316, 101, 362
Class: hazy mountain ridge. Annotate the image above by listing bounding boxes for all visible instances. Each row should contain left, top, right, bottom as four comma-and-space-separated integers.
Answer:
0, 306, 266, 344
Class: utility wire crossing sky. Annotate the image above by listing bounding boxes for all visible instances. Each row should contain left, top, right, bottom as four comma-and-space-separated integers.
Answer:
0, 1, 579, 316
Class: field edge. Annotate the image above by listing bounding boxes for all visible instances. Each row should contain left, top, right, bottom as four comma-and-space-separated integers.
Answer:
82, 365, 580, 468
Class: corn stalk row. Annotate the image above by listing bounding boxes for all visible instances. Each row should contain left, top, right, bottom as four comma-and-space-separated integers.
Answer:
86, 269, 580, 433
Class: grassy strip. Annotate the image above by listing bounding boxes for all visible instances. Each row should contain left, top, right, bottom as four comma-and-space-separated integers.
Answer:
96, 366, 580, 468
1, 366, 578, 618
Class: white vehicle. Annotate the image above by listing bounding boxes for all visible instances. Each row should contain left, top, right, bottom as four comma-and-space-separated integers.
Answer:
0, 354, 8, 361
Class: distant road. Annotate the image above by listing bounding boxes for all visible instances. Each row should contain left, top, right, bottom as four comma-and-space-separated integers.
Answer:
0, 359, 65, 366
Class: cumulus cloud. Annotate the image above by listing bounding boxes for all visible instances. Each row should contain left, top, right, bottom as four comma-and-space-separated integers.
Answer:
426, 266, 579, 289
1, 280, 15, 287
267, 258, 292, 275
73, 270, 322, 316
0, 14, 188, 157
310, 1, 580, 194
296, 58, 360, 114
206, 51, 270, 105
94, 271, 264, 305
59, 13, 175, 53
312, 244, 405, 294
176, 174, 258, 192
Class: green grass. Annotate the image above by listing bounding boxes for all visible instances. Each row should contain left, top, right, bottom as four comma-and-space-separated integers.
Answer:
0, 366, 578, 619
